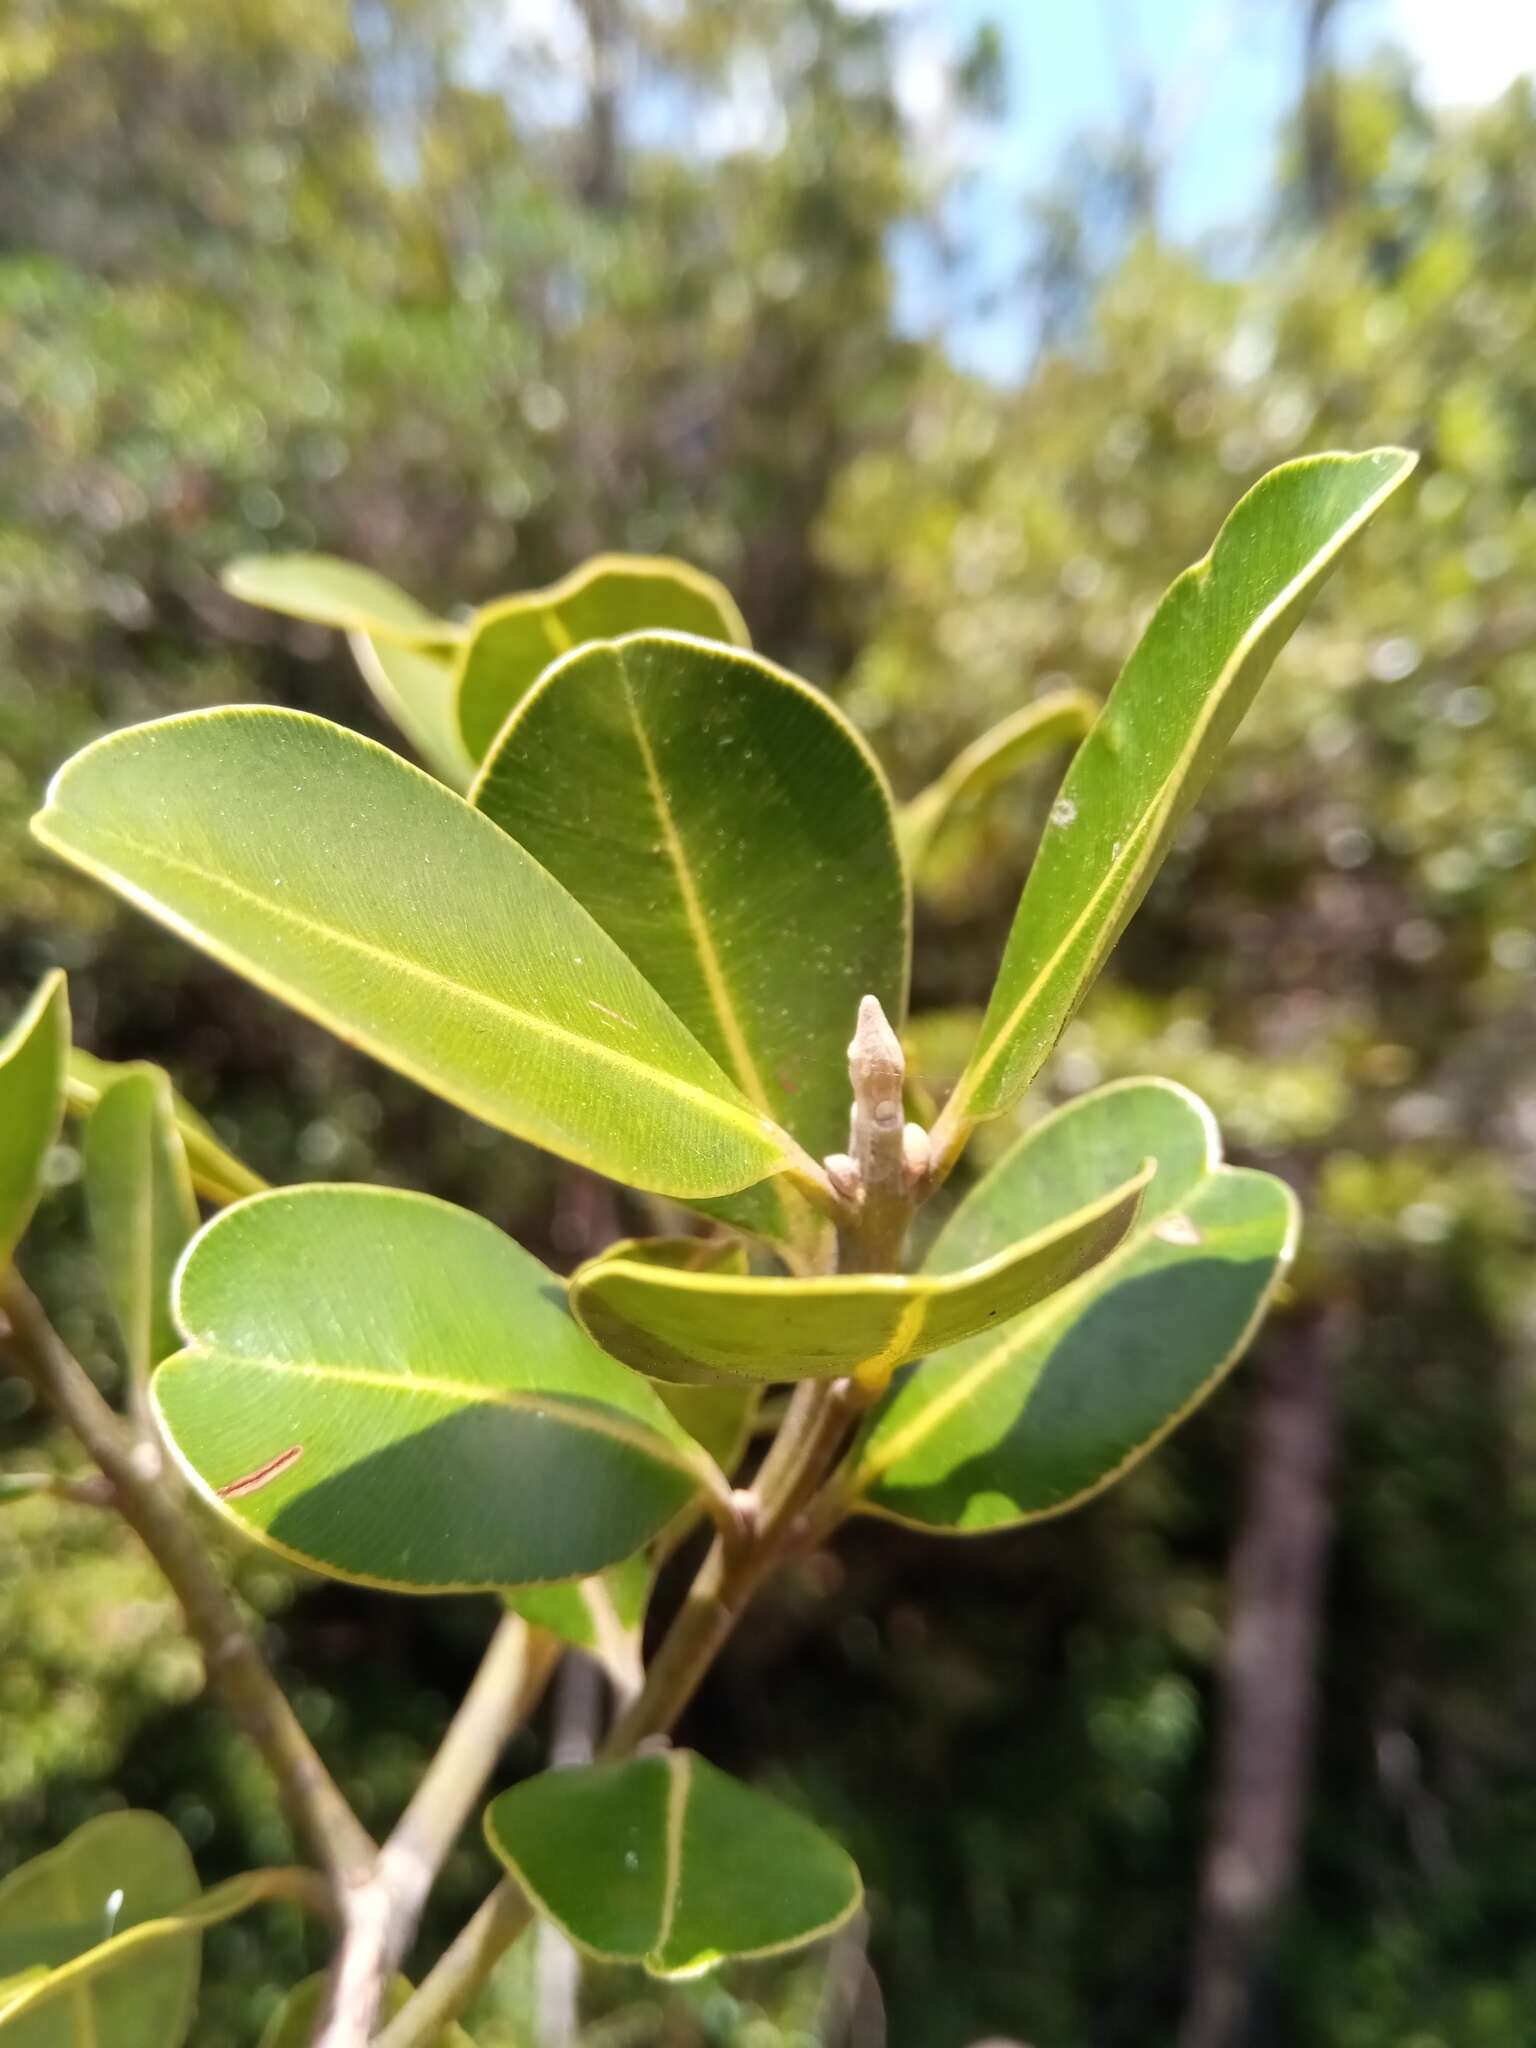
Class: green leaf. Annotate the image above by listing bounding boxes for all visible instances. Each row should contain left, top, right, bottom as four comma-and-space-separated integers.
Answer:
505, 1553, 653, 1699
66, 1050, 266, 1207
484, 1751, 861, 1979
0, 974, 68, 1271
898, 686, 1098, 872
222, 553, 458, 647
34, 708, 809, 1202
850, 1079, 1298, 1531
0, 1812, 198, 2046
258, 1974, 474, 2048
570, 1162, 1150, 1387
84, 1068, 199, 1384
153, 1185, 725, 1592
936, 450, 1417, 1159
455, 554, 749, 763
473, 632, 906, 1252
349, 633, 477, 790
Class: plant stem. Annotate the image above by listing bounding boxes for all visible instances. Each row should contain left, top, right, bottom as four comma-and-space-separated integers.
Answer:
0, 1270, 375, 1891
374, 1375, 869, 2048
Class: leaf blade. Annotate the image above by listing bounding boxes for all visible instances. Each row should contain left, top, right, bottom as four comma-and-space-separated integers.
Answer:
84, 1068, 200, 1383
0, 973, 69, 1271
348, 633, 477, 788
899, 686, 1097, 872
222, 554, 457, 646
66, 1049, 265, 1206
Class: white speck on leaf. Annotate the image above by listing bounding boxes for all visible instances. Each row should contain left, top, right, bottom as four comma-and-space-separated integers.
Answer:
1051, 797, 1077, 829
1155, 1214, 1202, 1247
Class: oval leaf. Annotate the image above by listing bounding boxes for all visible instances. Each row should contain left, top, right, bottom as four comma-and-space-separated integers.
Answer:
33, 709, 805, 1202
0, 1812, 198, 2047
899, 686, 1097, 873
84, 1068, 199, 1384
0, 974, 69, 1270
66, 1050, 265, 1207
222, 554, 458, 647
851, 1079, 1298, 1530
455, 554, 749, 763
935, 450, 1417, 1161
571, 1162, 1150, 1388
348, 633, 476, 790
153, 1185, 723, 1592
473, 632, 906, 1250
484, 1751, 861, 1979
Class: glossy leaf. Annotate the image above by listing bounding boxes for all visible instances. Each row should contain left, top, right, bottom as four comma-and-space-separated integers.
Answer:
222, 553, 458, 646
0, 1811, 198, 2046
66, 1050, 265, 1206
34, 708, 808, 1201
455, 554, 749, 763
571, 1162, 1150, 1387
851, 1080, 1298, 1531
349, 632, 476, 790
484, 1751, 861, 1979
152, 1185, 724, 1592
84, 1068, 199, 1384
258, 1975, 474, 2048
898, 686, 1097, 872
936, 450, 1417, 1158
473, 632, 906, 1249
0, 974, 68, 1270
505, 1553, 652, 1699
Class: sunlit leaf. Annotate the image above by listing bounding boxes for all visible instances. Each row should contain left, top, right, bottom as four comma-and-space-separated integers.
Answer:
935, 450, 1417, 1164
898, 686, 1097, 872
0, 1812, 197, 2046
474, 632, 906, 1255
222, 553, 458, 646
850, 1080, 1298, 1530
34, 709, 811, 1202
84, 1067, 199, 1384
348, 632, 476, 789
0, 974, 68, 1270
153, 1185, 725, 1592
66, 1050, 266, 1207
484, 1751, 861, 1979
455, 554, 749, 762
571, 1162, 1149, 1387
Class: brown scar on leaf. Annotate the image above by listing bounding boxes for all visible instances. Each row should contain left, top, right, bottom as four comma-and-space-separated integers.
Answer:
219, 1446, 304, 1499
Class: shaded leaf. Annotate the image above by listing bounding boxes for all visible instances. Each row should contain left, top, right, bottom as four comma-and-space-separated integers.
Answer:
484, 1751, 861, 1979
153, 1185, 724, 1592
455, 554, 749, 762
259, 1975, 474, 2047
898, 686, 1097, 872
473, 632, 905, 1253
66, 1049, 266, 1206
935, 450, 1417, 1161
851, 1080, 1298, 1530
34, 709, 809, 1202
222, 553, 457, 646
505, 1553, 653, 1700
348, 632, 476, 790
571, 1162, 1150, 1387
0, 1812, 197, 2046
0, 974, 68, 1270
84, 1068, 199, 1384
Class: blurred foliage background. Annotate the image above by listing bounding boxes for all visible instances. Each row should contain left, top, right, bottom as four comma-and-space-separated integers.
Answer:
2, 2, 1535, 2044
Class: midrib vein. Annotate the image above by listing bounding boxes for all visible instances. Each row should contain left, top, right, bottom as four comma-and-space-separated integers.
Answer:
618, 675, 776, 1118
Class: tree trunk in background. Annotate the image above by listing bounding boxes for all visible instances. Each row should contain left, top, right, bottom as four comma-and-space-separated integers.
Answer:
1178, 1313, 1340, 2048
1300, 0, 1343, 223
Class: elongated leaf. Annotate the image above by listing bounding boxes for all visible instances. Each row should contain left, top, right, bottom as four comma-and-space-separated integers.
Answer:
571, 1162, 1150, 1388
850, 1079, 1298, 1530
899, 686, 1097, 872
84, 1068, 199, 1385
0, 974, 68, 1270
0, 1812, 198, 2046
222, 553, 458, 646
485, 1752, 861, 1979
34, 709, 808, 1201
259, 1974, 474, 2047
473, 633, 906, 1251
349, 633, 476, 789
153, 1186, 723, 1591
455, 555, 749, 762
505, 1553, 652, 1699
935, 450, 1417, 1160
66, 1050, 266, 1206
